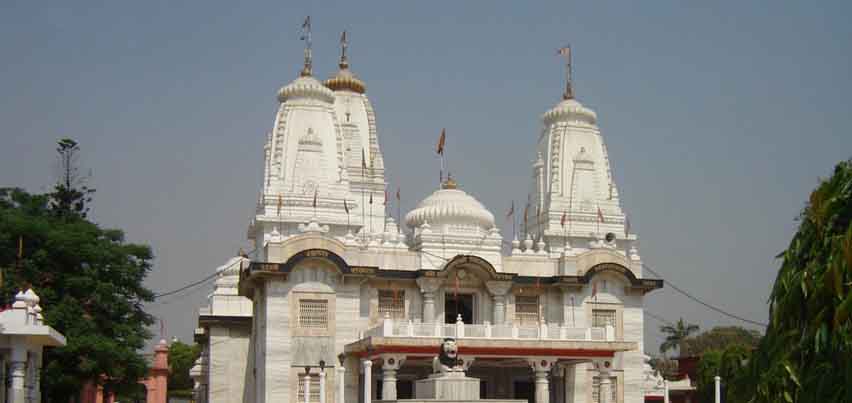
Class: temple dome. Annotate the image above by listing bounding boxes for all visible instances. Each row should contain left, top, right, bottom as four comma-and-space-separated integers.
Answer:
277, 75, 335, 103
542, 98, 597, 125
324, 67, 366, 94
405, 179, 496, 232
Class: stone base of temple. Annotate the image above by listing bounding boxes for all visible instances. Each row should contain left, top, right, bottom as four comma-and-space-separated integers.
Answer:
414, 372, 480, 400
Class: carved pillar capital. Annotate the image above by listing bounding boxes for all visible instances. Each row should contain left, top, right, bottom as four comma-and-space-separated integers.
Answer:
416, 277, 443, 294
485, 280, 513, 296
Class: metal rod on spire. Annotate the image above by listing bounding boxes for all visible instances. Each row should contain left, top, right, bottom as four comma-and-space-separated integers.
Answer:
557, 45, 573, 99
300, 16, 313, 76
339, 30, 349, 68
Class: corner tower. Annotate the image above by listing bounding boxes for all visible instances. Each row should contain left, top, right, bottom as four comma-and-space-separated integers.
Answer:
527, 49, 633, 256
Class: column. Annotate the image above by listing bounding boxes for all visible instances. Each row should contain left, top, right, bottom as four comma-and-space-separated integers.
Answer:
32, 351, 41, 403
380, 355, 405, 400
337, 363, 346, 403
595, 359, 613, 403
362, 359, 373, 403
485, 281, 512, 325
416, 278, 442, 323
529, 358, 556, 403
319, 370, 327, 403
714, 376, 721, 403
304, 373, 312, 403
8, 344, 26, 403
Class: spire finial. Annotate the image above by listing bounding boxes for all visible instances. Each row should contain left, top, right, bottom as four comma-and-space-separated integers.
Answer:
299, 16, 313, 76
339, 30, 349, 69
557, 45, 573, 99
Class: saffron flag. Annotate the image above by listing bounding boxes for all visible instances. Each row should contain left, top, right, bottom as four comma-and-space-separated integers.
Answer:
277, 194, 283, 216
384, 189, 388, 206
344, 199, 349, 214
557, 46, 571, 58
561, 211, 567, 228
312, 189, 318, 208
523, 202, 530, 227
436, 128, 446, 155
396, 187, 401, 201
506, 201, 514, 219
597, 206, 605, 223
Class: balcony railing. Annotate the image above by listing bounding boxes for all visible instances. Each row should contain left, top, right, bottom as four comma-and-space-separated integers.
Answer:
362, 314, 615, 342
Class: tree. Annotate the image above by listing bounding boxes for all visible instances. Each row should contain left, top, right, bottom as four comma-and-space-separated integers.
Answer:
648, 355, 680, 381
0, 140, 155, 401
659, 318, 700, 356
168, 340, 201, 393
695, 345, 751, 403
50, 138, 94, 219
738, 159, 852, 402
681, 326, 762, 356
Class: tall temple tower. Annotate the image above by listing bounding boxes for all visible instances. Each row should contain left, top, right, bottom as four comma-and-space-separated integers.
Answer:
527, 49, 634, 259
249, 30, 388, 255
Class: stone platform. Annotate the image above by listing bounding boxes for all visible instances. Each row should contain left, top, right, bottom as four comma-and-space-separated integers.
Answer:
414, 372, 480, 400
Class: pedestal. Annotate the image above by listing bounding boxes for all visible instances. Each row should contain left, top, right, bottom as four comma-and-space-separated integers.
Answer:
414, 372, 480, 401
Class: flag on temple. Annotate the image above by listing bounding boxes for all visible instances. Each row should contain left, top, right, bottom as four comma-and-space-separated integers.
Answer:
523, 202, 529, 227
436, 128, 446, 155
506, 201, 514, 218
369, 192, 373, 204
597, 206, 605, 223
343, 199, 349, 214
561, 211, 567, 228
384, 189, 388, 206
396, 187, 401, 201
557, 46, 571, 58
277, 194, 283, 216
625, 217, 630, 237
312, 189, 318, 208
361, 149, 367, 171
299, 16, 311, 40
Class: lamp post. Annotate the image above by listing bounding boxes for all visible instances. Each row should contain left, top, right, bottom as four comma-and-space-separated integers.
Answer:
294, 360, 334, 403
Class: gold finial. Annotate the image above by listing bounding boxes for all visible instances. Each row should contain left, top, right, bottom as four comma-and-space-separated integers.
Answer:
442, 173, 458, 189
339, 30, 349, 69
557, 45, 573, 99
299, 16, 312, 76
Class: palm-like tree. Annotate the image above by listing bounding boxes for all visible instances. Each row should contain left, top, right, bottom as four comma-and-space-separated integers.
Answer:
659, 318, 700, 356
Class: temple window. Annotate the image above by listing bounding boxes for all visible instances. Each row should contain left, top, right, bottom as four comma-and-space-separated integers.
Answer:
378, 290, 405, 319
592, 309, 616, 328
591, 376, 618, 403
298, 299, 329, 329
514, 296, 540, 325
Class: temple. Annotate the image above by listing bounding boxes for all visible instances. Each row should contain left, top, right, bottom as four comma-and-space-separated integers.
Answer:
191, 29, 662, 403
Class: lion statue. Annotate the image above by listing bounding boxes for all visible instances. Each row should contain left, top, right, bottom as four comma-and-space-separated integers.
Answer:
433, 338, 464, 374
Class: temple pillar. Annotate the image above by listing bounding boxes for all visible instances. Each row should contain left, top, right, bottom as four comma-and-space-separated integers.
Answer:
485, 281, 512, 325
416, 278, 442, 323
362, 359, 373, 403
594, 359, 613, 403
529, 358, 556, 403
336, 360, 346, 403
319, 370, 327, 403
8, 344, 26, 403
380, 355, 405, 400
303, 373, 312, 403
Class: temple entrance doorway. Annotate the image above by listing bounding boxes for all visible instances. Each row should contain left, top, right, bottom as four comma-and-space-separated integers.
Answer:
445, 293, 474, 324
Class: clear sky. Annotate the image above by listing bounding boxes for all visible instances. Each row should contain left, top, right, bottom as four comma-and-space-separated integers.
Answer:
2, 0, 851, 354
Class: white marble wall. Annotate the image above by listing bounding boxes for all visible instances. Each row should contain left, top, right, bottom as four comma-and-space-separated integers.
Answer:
208, 326, 251, 403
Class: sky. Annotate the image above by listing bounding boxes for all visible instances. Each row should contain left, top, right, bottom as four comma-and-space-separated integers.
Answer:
1, 0, 851, 354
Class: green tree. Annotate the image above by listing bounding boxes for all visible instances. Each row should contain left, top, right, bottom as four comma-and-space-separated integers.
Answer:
0, 140, 155, 401
168, 340, 201, 393
681, 326, 762, 356
695, 345, 751, 403
740, 159, 852, 402
659, 318, 700, 356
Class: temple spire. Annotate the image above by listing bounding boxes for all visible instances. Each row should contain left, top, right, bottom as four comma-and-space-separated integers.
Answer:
557, 45, 573, 99
299, 16, 312, 76
339, 30, 349, 69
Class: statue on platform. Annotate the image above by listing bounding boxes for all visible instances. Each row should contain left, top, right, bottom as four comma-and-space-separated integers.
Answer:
433, 338, 463, 374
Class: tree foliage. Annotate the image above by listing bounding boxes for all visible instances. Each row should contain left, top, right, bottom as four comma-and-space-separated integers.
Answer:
168, 340, 201, 392
659, 318, 700, 356
739, 159, 852, 402
681, 326, 762, 356
0, 140, 155, 400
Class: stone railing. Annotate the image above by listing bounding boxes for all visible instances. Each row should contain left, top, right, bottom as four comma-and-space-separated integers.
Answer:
362, 314, 615, 342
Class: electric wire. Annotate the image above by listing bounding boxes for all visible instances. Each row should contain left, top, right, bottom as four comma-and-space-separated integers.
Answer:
151, 245, 260, 300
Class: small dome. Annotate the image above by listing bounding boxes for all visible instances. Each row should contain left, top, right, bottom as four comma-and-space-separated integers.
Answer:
324, 67, 366, 94
405, 181, 495, 232
278, 75, 335, 104
543, 98, 597, 125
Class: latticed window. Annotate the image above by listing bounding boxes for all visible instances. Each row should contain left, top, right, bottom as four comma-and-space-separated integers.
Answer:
515, 296, 540, 325
297, 376, 321, 403
592, 376, 617, 403
379, 290, 405, 319
592, 309, 616, 328
299, 299, 328, 329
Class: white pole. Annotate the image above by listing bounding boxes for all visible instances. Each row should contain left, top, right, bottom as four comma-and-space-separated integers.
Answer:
319, 370, 327, 403
715, 375, 721, 403
304, 373, 311, 403
337, 365, 346, 403
663, 379, 669, 403
363, 360, 373, 403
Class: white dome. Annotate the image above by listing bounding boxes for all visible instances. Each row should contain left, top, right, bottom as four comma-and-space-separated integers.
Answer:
405, 180, 496, 232
277, 75, 335, 104
542, 98, 597, 125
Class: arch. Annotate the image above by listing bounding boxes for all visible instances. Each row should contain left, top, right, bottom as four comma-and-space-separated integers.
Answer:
280, 248, 350, 275
436, 255, 514, 281
582, 263, 640, 285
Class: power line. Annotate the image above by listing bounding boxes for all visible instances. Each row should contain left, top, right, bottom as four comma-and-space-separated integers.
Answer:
642, 263, 768, 327
151, 246, 259, 300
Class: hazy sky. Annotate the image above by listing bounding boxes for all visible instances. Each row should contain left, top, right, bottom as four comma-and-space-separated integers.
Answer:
2, 1, 851, 354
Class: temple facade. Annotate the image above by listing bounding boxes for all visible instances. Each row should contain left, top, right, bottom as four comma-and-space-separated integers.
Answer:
191, 32, 662, 403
